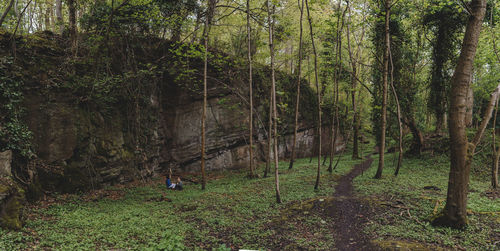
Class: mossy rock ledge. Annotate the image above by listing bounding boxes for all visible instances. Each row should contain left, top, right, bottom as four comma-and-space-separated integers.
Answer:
0, 177, 26, 230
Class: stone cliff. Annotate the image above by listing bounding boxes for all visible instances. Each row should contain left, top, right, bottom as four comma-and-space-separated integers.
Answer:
0, 31, 344, 199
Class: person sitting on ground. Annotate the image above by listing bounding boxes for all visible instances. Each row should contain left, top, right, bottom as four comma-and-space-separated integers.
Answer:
166, 169, 183, 190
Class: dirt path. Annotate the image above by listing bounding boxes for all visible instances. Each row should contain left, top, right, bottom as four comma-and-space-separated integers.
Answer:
330, 154, 376, 250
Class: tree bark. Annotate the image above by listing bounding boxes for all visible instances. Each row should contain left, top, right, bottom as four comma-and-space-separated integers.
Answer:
374, 0, 390, 179
389, 49, 403, 176
305, 0, 322, 190
267, 0, 281, 203
264, 90, 272, 178
492, 99, 499, 189
0, 0, 15, 27
345, 0, 360, 160
246, 0, 256, 178
68, 0, 77, 49
289, 0, 304, 170
200, 0, 216, 190
465, 84, 474, 127
55, 0, 63, 34
328, 0, 346, 172
433, 0, 487, 228
407, 115, 424, 154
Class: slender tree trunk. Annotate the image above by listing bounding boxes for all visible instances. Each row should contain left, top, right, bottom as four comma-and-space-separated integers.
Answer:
68, 0, 77, 50
328, 0, 345, 173
267, 0, 281, 203
432, 0, 487, 228
0, 0, 15, 27
389, 49, 403, 176
304, 0, 321, 190
264, 84, 272, 178
374, 0, 390, 179
264, 69, 273, 177
44, 4, 51, 30
55, 0, 63, 34
201, 22, 208, 191
289, 0, 304, 170
345, 0, 359, 160
247, 0, 256, 178
201, 0, 216, 190
492, 99, 499, 189
407, 115, 424, 154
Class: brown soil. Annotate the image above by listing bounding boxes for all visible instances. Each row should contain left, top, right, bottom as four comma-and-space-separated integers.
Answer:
329, 154, 376, 250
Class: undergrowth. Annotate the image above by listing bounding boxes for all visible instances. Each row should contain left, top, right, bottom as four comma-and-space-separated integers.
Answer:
0, 154, 360, 250
354, 151, 500, 250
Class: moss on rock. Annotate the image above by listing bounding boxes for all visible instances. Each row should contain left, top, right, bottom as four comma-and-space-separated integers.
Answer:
0, 178, 26, 230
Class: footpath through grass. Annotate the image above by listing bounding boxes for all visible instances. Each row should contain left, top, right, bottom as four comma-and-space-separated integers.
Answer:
354, 151, 500, 250
0, 154, 362, 250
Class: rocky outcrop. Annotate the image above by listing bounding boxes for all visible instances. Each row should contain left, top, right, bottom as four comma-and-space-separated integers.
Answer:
0, 32, 344, 196
20, 79, 342, 195
0, 150, 12, 177
0, 151, 25, 230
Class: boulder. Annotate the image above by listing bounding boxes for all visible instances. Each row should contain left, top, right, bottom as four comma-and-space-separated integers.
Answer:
0, 150, 12, 177
0, 177, 25, 230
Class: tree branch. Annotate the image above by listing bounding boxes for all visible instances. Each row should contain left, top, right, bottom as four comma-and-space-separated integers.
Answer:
472, 83, 500, 149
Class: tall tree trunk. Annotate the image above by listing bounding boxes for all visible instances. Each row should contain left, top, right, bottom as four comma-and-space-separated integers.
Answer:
267, 0, 281, 203
55, 0, 63, 34
68, 0, 77, 49
200, 0, 216, 190
247, 0, 255, 178
289, 0, 304, 170
432, 0, 487, 228
201, 19, 208, 191
465, 84, 474, 127
305, 0, 322, 190
264, 92, 272, 178
328, 0, 345, 172
389, 49, 403, 176
44, 4, 51, 30
407, 115, 424, 154
374, 0, 390, 179
345, 0, 360, 160
492, 99, 499, 189
0, 0, 15, 27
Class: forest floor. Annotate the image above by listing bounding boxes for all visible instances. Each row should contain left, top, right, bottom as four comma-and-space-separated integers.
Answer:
0, 147, 499, 250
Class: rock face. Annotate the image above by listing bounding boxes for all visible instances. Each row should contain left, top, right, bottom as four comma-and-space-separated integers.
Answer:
0, 151, 12, 177
1, 33, 343, 195
22, 81, 342, 195
0, 152, 25, 230
23, 92, 162, 195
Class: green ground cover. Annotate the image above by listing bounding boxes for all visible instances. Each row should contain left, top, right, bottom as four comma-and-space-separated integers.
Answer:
354, 151, 500, 250
0, 154, 363, 250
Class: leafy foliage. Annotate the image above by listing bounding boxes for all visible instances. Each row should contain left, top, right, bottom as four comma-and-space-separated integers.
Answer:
0, 56, 33, 158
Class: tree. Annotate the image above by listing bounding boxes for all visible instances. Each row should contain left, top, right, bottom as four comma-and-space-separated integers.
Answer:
68, 0, 77, 47
345, 0, 366, 160
201, 0, 217, 190
267, 0, 281, 203
327, 0, 346, 172
432, 0, 488, 229
304, 0, 322, 190
424, 1, 466, 132
492, 99, 499, 189
0, 0, 15, 27
374, 0, 390, 179
289, 0, 304, 170
56, 0, 63, 34
246, 0, 256, 178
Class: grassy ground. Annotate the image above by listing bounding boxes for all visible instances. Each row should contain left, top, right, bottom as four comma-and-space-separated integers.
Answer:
0, 154, 364, 250
1, 147, 498, 250
354, 151, 500, 250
